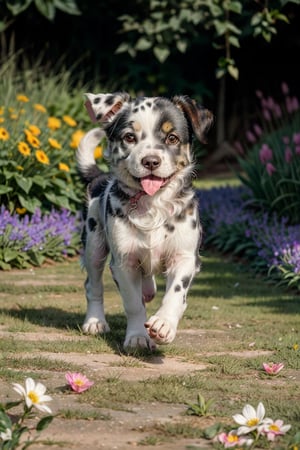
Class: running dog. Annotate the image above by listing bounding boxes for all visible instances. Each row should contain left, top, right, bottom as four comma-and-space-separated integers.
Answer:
77, 92, 213, 351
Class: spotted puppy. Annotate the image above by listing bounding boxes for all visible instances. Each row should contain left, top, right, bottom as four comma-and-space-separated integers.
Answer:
77, 92, 213, 351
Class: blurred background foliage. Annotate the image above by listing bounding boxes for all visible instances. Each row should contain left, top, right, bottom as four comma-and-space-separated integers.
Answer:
1, 0, 300, 159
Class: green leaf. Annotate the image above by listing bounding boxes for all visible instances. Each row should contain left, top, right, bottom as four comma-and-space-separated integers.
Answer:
6, 0, 33, 15
0, 186, 13, 194
228, 64, 239, 80
176, 40, 187, 53
135, 37, 152, 51
34, 0, 55, 20
32, 175, 48, 188
18, 194, 41, 213
36, 415, 54, 431
53, 0, 81, 15
153, 46, 170, 63
15, 176, 33, 194
3, 249, 20, 263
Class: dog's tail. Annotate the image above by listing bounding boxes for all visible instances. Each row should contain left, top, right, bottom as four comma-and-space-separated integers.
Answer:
76, 128, 106, 184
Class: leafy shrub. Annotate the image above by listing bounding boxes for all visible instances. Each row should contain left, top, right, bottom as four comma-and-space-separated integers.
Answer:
0, 94, 85, 213
199, 186, 300, 291
0, 93, 106, 214
0, 206, 80, 270
235, 83, 300, 225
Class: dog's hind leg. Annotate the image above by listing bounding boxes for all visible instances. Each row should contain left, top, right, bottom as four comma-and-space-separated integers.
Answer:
82, 213, 110, 335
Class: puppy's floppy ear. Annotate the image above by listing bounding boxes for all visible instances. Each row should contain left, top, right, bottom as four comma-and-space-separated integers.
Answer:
84, 92, 131, 124
172, 95, 214, 144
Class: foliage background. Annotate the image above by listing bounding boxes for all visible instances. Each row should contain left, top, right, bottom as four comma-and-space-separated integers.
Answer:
1, 0, 300, 151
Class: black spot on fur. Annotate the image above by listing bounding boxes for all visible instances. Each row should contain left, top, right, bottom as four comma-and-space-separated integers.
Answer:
182, 276, 191, 289
175, 285, 181, 292
164, 222, 175, 232
88, 217, 97, 232
191, 219, 197, 229
96, 112, 103, 120
105, 95, 115, 106
93, 97, 100, 104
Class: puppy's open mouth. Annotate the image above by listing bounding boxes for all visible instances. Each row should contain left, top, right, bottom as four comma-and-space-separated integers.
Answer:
140, 174, 173, 196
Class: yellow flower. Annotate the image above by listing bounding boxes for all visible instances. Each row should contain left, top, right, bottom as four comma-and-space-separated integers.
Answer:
25, 130, 40, 148
28, 124, 41, 136
63, 115, 77, 127
0, 106, 4, 115
10, 113, 18, 120
16, 165, 24, 171
47, 117, 61, 131
70, 129, 85, 148
94, 146, 103, 159
0, 127, 10, 141
0, 117, 4, 124
16, 207, 27, 214
48, 138, 62, 149
293, 343, 299, 351
58, 162, 70, 172
18, 141, 31, 156
17, 94, 29, 102
35, 150, 50, 165
34, 103, 47, 113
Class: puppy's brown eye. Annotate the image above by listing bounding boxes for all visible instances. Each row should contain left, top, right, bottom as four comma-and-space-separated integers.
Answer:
123, 133, 136, 144
166, 133, 179, 145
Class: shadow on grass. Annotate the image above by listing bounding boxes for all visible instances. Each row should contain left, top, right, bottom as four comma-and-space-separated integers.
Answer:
0, 306, 165, 358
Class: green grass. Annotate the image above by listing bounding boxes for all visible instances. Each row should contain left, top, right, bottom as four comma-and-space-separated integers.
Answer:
0, 252, 299, 448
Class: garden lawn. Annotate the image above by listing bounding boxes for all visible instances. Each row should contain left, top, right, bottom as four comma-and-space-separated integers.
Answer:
0, 254, 299, 449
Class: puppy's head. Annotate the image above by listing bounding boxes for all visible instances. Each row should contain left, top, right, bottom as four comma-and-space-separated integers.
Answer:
84, 92, 213, 195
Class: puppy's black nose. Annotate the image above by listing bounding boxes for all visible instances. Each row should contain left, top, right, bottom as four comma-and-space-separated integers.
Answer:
142, 155, 161, 171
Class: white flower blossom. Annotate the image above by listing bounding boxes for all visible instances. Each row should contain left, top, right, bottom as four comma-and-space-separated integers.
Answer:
232, 402, 267, 435
13, 377, 52, 414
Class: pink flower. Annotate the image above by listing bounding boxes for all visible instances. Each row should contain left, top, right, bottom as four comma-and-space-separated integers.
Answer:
263, 108, 271, 121
293, 133, 300, 145
253, 124, 263, 137
295, 145, 300, 155
285, 147, 293, 163
259, 144, 273, 164
234, 141, 244, 155
262, 362, 284, 375
246, 130, 256, 144
65, 372, 94, 393
281, 82, 289, 95
266, 162, 276, 176
217, 430, 253, 448
260, 419, 291, 441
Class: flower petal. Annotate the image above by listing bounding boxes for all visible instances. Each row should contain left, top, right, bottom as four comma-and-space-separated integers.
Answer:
257, 402, 265, 420
242, 404, 257, 420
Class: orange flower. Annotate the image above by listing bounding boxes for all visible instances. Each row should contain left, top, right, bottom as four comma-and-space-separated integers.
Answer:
16, 207, 27, 214
63, 115, 77, 127
94, 146, 103, 159
17, 94, 29, 102
58, 162, 70, 172
34, 103, 47, 113
48, 138, 62, 149
47, 117, 61, 131
25, 130, 40, 148
0, 127, 10, 141
18, 141, 31, 156
70, 130, 85, 148
28, 124, 41, 136
35, 150, 50, 165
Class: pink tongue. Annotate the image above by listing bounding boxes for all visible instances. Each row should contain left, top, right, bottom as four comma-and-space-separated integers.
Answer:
141, 175, 164, 196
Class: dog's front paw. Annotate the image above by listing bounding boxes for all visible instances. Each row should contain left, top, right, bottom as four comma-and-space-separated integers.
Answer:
82, 318, 110, 335
144, 315, 176, 344
124, 334, 157, 352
